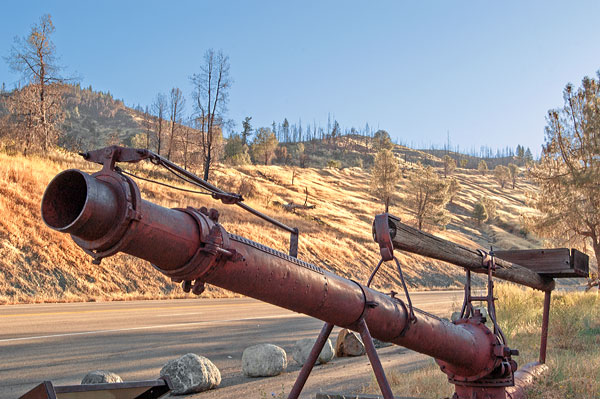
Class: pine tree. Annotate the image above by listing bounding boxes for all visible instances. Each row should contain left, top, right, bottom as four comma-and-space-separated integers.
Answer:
370, 149, 401, 211
493, 165, 511, 189
508, 163, 519, 189
478, 160, 488, 175
443, 155, 456, 178
241, 116, 252, 145
528, 73, 600, 271
406, 166, 451, 230
251, 127, 278, 165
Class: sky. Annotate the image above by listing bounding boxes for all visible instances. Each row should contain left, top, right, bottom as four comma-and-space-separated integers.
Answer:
2, 1, 600, 156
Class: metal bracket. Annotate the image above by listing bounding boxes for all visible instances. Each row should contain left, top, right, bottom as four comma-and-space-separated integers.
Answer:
81, 146, 301, 259
373, 213, 395, 261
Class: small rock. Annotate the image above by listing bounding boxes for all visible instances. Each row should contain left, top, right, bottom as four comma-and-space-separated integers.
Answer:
160, 353, 221, 395
81, 370, 122, 384
451, 311, 461, 322
293, 338, 334, 365
335, 329, 365, 357
373, 338, 392, 349
242, 343, 287, 377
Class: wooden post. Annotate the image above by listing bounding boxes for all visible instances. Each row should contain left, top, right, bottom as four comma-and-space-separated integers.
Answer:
383, 214, 555, 292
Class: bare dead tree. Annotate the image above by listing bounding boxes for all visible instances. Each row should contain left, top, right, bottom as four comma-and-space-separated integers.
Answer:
191, 49, 232, 181
180, 121, 196, 170
5, 14, 68, 154
166, 87, 185, 160
151, 93, 167, 155
141, 105, 153, 150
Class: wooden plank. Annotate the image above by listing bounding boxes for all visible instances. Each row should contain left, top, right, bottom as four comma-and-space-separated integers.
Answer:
494, 248, 589, 278
571, 249, 590, 277
383, 214, 555, 292
494, 249, 570, 273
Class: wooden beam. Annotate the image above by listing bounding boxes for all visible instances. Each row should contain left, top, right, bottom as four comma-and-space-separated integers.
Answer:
494, 248, 589, 278
382, 214, 555, 292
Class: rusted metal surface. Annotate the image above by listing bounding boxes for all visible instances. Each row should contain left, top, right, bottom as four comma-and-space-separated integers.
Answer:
41, 153, 571, 399
357, 318, 394, 399
380, 213, 555, 292
494, 248, 589, 278
19, 378, 172, 399
80, 145, 300, 258
539, 291, 551, 364
288, 322, 334, 399
41, 168, 505, 381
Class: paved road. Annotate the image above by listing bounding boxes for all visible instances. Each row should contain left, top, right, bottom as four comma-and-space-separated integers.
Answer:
0, 291, 462, 398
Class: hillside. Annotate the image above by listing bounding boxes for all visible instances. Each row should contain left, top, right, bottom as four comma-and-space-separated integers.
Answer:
0, 145, 566, 305
0, 84, 146, 152
60, 85, 143, 150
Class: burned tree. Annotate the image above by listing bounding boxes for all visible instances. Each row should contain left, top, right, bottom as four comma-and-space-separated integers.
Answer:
5, 14, 66, 154
151, 93, 167, 155
166, 87, 185, 161
191, 49, 231, 181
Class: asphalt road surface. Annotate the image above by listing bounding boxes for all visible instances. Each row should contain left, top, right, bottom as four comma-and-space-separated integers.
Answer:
0, 291, 462, 398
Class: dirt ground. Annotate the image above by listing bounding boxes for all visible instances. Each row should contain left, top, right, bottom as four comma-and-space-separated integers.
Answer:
184, 345, 432, 399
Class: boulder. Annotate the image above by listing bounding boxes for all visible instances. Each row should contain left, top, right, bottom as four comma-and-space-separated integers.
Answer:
335, 329, 365, 357
451, 311, 461, 322
160, 353, 221, 395
81, 370, 122, 384
293, 338, 334, 365
242, 344, 287, 377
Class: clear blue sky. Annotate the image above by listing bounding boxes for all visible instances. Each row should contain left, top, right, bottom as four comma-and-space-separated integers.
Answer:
2, 1, 600, 155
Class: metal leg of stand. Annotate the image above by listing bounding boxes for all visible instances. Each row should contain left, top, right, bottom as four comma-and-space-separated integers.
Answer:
357, 318, 395, 399
287, 322, 334, 399
539, 290, 551, 364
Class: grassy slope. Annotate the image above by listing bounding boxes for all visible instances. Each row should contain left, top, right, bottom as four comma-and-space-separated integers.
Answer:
0, 147, 550, 304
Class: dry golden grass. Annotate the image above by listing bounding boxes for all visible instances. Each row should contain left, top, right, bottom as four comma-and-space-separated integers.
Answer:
362, 284, 599, 398
0, 148, 552, 304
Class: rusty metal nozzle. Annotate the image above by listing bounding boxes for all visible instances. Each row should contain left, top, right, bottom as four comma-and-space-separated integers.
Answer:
41, 169, 120, 241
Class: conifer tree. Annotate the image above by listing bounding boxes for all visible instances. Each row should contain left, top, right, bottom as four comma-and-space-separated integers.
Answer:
406, 166, 451, 230
528, 72, 600, 271
370, 149, 400, 211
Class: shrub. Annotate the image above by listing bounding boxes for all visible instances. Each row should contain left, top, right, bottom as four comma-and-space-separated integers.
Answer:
327, 159, 341, 169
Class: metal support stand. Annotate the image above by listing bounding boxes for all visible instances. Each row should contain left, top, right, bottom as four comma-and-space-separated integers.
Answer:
288, 322, 334, 399
357, 318, 395, 399
539, 290, 551, 364
288, 319, 395, 399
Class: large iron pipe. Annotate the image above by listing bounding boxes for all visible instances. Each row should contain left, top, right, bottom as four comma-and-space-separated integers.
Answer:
41, 170, 500, 379
41, 169, 200, 269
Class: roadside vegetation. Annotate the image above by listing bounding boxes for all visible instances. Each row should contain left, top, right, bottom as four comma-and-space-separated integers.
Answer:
361, 284, 599, 398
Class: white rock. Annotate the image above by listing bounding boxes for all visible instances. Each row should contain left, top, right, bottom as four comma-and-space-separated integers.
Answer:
160, 353, 221, 395
335, 329, 365, 357
242, 344, 287, 377
81, 370, 122, 384
293, 338, 334, 365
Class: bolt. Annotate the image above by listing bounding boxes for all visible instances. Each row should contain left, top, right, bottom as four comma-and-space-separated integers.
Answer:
209, 208, 219, 222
